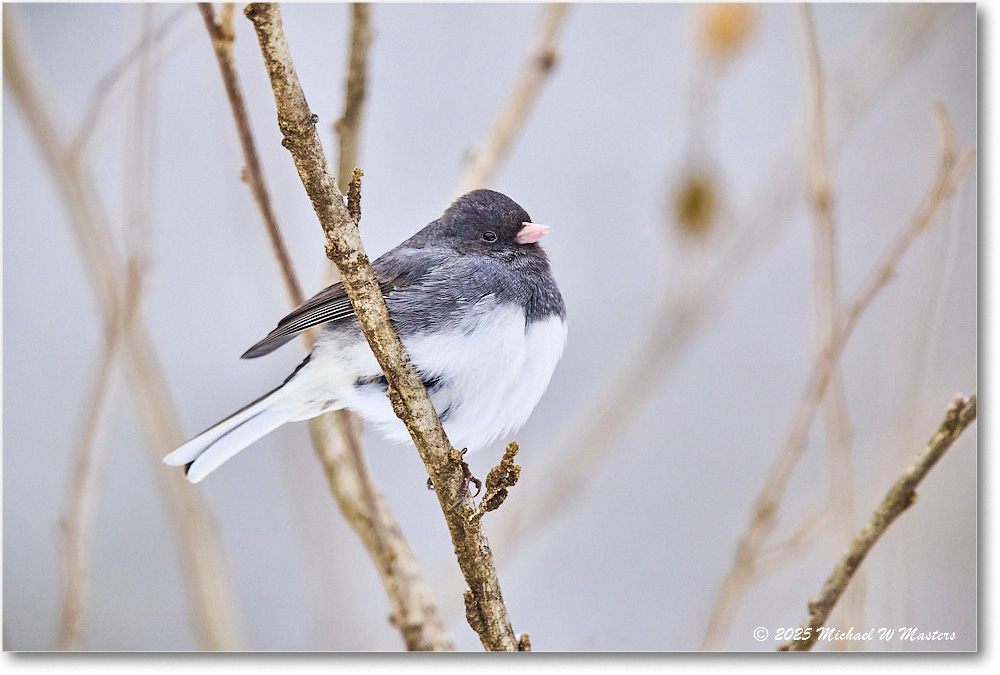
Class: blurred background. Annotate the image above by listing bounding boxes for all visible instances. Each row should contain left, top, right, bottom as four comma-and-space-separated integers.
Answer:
3, 2, 977, 652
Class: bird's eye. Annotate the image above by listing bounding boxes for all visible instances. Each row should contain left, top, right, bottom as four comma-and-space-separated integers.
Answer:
482, 231, 498, 243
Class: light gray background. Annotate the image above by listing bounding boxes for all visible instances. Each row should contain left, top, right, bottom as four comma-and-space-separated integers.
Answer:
3, 3, 977, 651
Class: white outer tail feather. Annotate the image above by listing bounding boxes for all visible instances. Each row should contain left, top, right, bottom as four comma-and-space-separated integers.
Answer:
163, 389, 295, 483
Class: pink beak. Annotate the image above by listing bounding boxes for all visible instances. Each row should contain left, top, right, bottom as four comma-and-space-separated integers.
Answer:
515, 222, 551, 245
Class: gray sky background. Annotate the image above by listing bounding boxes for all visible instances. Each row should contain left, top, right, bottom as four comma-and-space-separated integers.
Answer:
3, 3, 977, 651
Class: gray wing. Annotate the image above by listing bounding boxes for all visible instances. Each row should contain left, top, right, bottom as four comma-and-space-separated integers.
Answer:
241, 277, 395, 359
240, 246, 444, 359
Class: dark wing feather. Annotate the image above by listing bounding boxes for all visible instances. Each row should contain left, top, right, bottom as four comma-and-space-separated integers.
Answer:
241, 278, 395, 359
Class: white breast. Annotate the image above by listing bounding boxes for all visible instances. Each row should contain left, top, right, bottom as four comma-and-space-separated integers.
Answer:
317, 300, 566, 452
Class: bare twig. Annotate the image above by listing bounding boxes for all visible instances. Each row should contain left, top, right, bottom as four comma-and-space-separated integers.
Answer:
488, 2, 956, 558
199, 2, 303, 306
452, 3, 569, 198
334, 3, 373, 193
4, 13, 242, 651
700, 105, 974, 651
779, 393, 977, 651
797, 4, 863, 646
245, 3, 523, 651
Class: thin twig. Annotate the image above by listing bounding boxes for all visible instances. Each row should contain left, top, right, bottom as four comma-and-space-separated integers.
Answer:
199, 2, 303, 306
779, 393, 977, 651
245, 4, 523, 651
797, 4, 863, 646
334, 3, 372, 193
487, 3, 956, 559
4, 13, 242, 651
700, 105, 974, 651
452, 3, 569, 198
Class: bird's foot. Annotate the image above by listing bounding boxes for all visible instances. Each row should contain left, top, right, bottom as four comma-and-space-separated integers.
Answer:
427, 450, 481, 508
451, 449, 482, 508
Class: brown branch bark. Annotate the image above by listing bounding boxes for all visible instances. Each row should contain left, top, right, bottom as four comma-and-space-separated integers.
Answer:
797, 4, 863, 646
779, 393, 977, 651
700, 105, 974, 650
4, 11, 242, 651
452, 3, 569, 198
198, 4, 452, 651
244, 3, 523, 651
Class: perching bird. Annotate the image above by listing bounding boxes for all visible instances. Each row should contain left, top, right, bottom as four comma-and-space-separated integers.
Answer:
163, 189, 567, 483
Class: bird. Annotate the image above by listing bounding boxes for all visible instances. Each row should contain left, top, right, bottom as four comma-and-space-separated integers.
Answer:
163, 189, 567, 483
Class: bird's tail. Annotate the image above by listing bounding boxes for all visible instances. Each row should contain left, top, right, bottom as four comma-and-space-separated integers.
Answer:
163, 385, 293, 484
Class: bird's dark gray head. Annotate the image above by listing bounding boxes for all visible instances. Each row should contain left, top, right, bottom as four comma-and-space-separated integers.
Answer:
418, 189, 547, 258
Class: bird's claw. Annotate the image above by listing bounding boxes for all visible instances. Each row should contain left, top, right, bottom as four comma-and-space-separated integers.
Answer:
450, 449, 482, 508
427, 449, 481, 508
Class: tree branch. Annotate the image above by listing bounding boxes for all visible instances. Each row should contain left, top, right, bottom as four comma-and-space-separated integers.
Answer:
244, 3, 523, 651
4, 11, 242, 651
700, 105, 974, 650
779, 393, 977, 651
452, 3, 569, 198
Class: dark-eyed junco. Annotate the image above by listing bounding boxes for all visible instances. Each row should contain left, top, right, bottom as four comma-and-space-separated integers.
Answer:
164, 189, 567, 483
